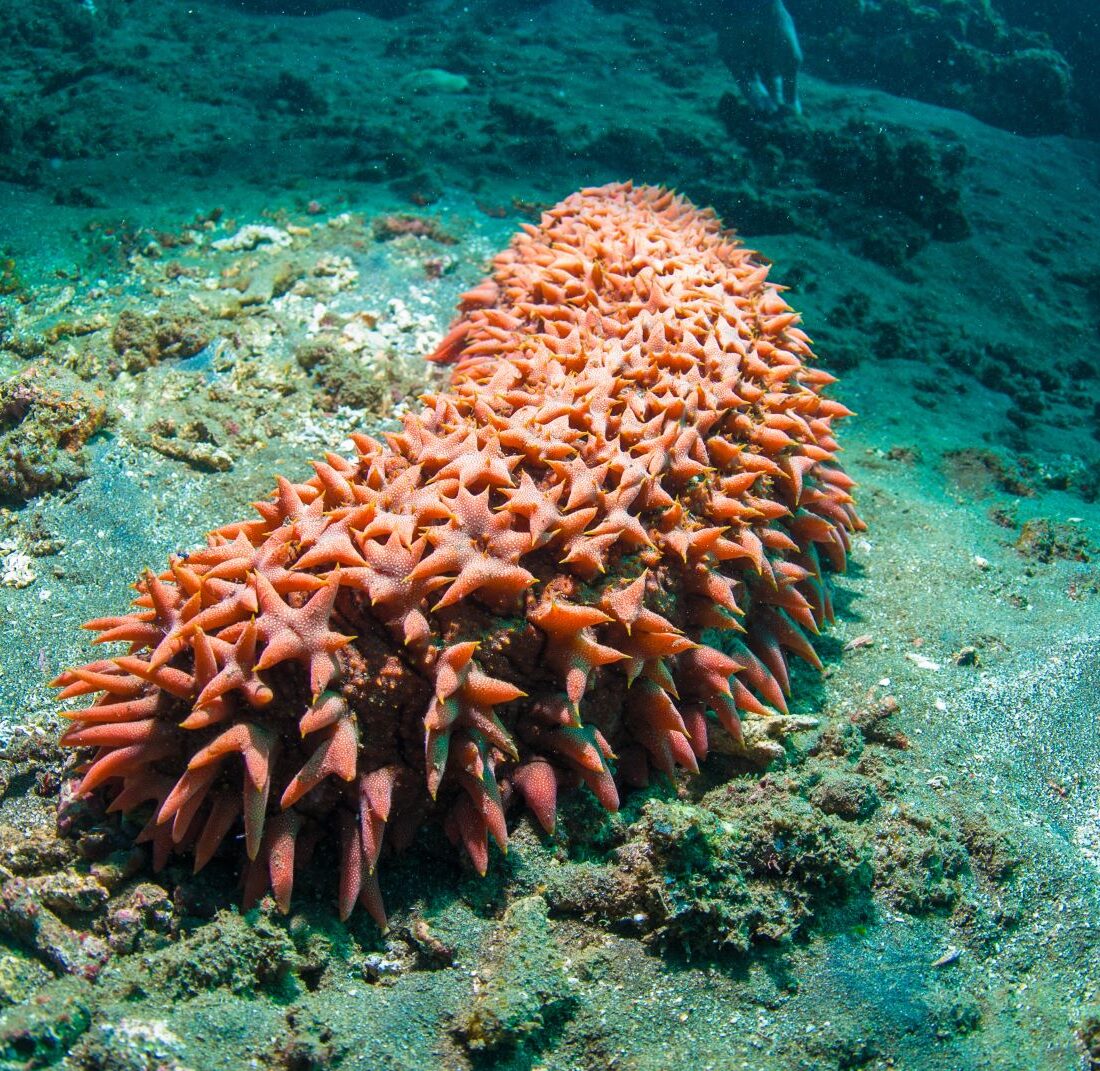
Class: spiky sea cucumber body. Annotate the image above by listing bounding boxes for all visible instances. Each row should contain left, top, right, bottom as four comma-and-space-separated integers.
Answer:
54, 183, 863, 923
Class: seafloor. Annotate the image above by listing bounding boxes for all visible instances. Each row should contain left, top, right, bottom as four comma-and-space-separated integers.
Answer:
0, 1, 1098, 1069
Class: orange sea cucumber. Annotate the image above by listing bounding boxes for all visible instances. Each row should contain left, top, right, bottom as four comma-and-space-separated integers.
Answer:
54, 182, 863, 924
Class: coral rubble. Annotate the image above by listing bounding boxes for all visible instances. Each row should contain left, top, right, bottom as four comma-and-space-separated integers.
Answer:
54, 182, 862, 922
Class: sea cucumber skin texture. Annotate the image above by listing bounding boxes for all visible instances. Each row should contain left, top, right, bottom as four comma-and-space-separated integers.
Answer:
53, 182, 863, 924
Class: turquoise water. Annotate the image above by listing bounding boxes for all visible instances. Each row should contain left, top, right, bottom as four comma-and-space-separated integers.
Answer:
0, 3, 1098, 1069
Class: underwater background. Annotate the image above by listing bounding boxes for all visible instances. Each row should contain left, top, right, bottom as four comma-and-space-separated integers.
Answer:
0, 0, 1099, 1068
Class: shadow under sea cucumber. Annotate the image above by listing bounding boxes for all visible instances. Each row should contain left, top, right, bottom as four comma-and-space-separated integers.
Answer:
52, 182, 863, 925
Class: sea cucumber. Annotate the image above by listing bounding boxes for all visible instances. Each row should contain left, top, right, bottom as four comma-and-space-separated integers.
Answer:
53, 182, 863, 924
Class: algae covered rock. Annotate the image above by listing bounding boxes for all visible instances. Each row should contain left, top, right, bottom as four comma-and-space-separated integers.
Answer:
636, 793, 873, 955
874, 810, 969, 915
0, 367, 105, 504
104, 883, 176, 955
137, 909, 299, 1000
67, 1016, 191, 1071
455, 895, 579, 1057
0, 978, 93, 1066
794, 0, 1078, 135
0, 953, 51, 1007
809, 772, 881, 820
110, 304, 214, 372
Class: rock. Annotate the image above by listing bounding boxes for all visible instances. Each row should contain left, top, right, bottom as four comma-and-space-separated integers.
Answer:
0, 876, 109, 980
110, 304, 214, 372
0, 980, 93, 1066
0, 368, 106, 504
401, 68, 469, 94
809, 773, 881, 820
455, 896, 578, 1056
